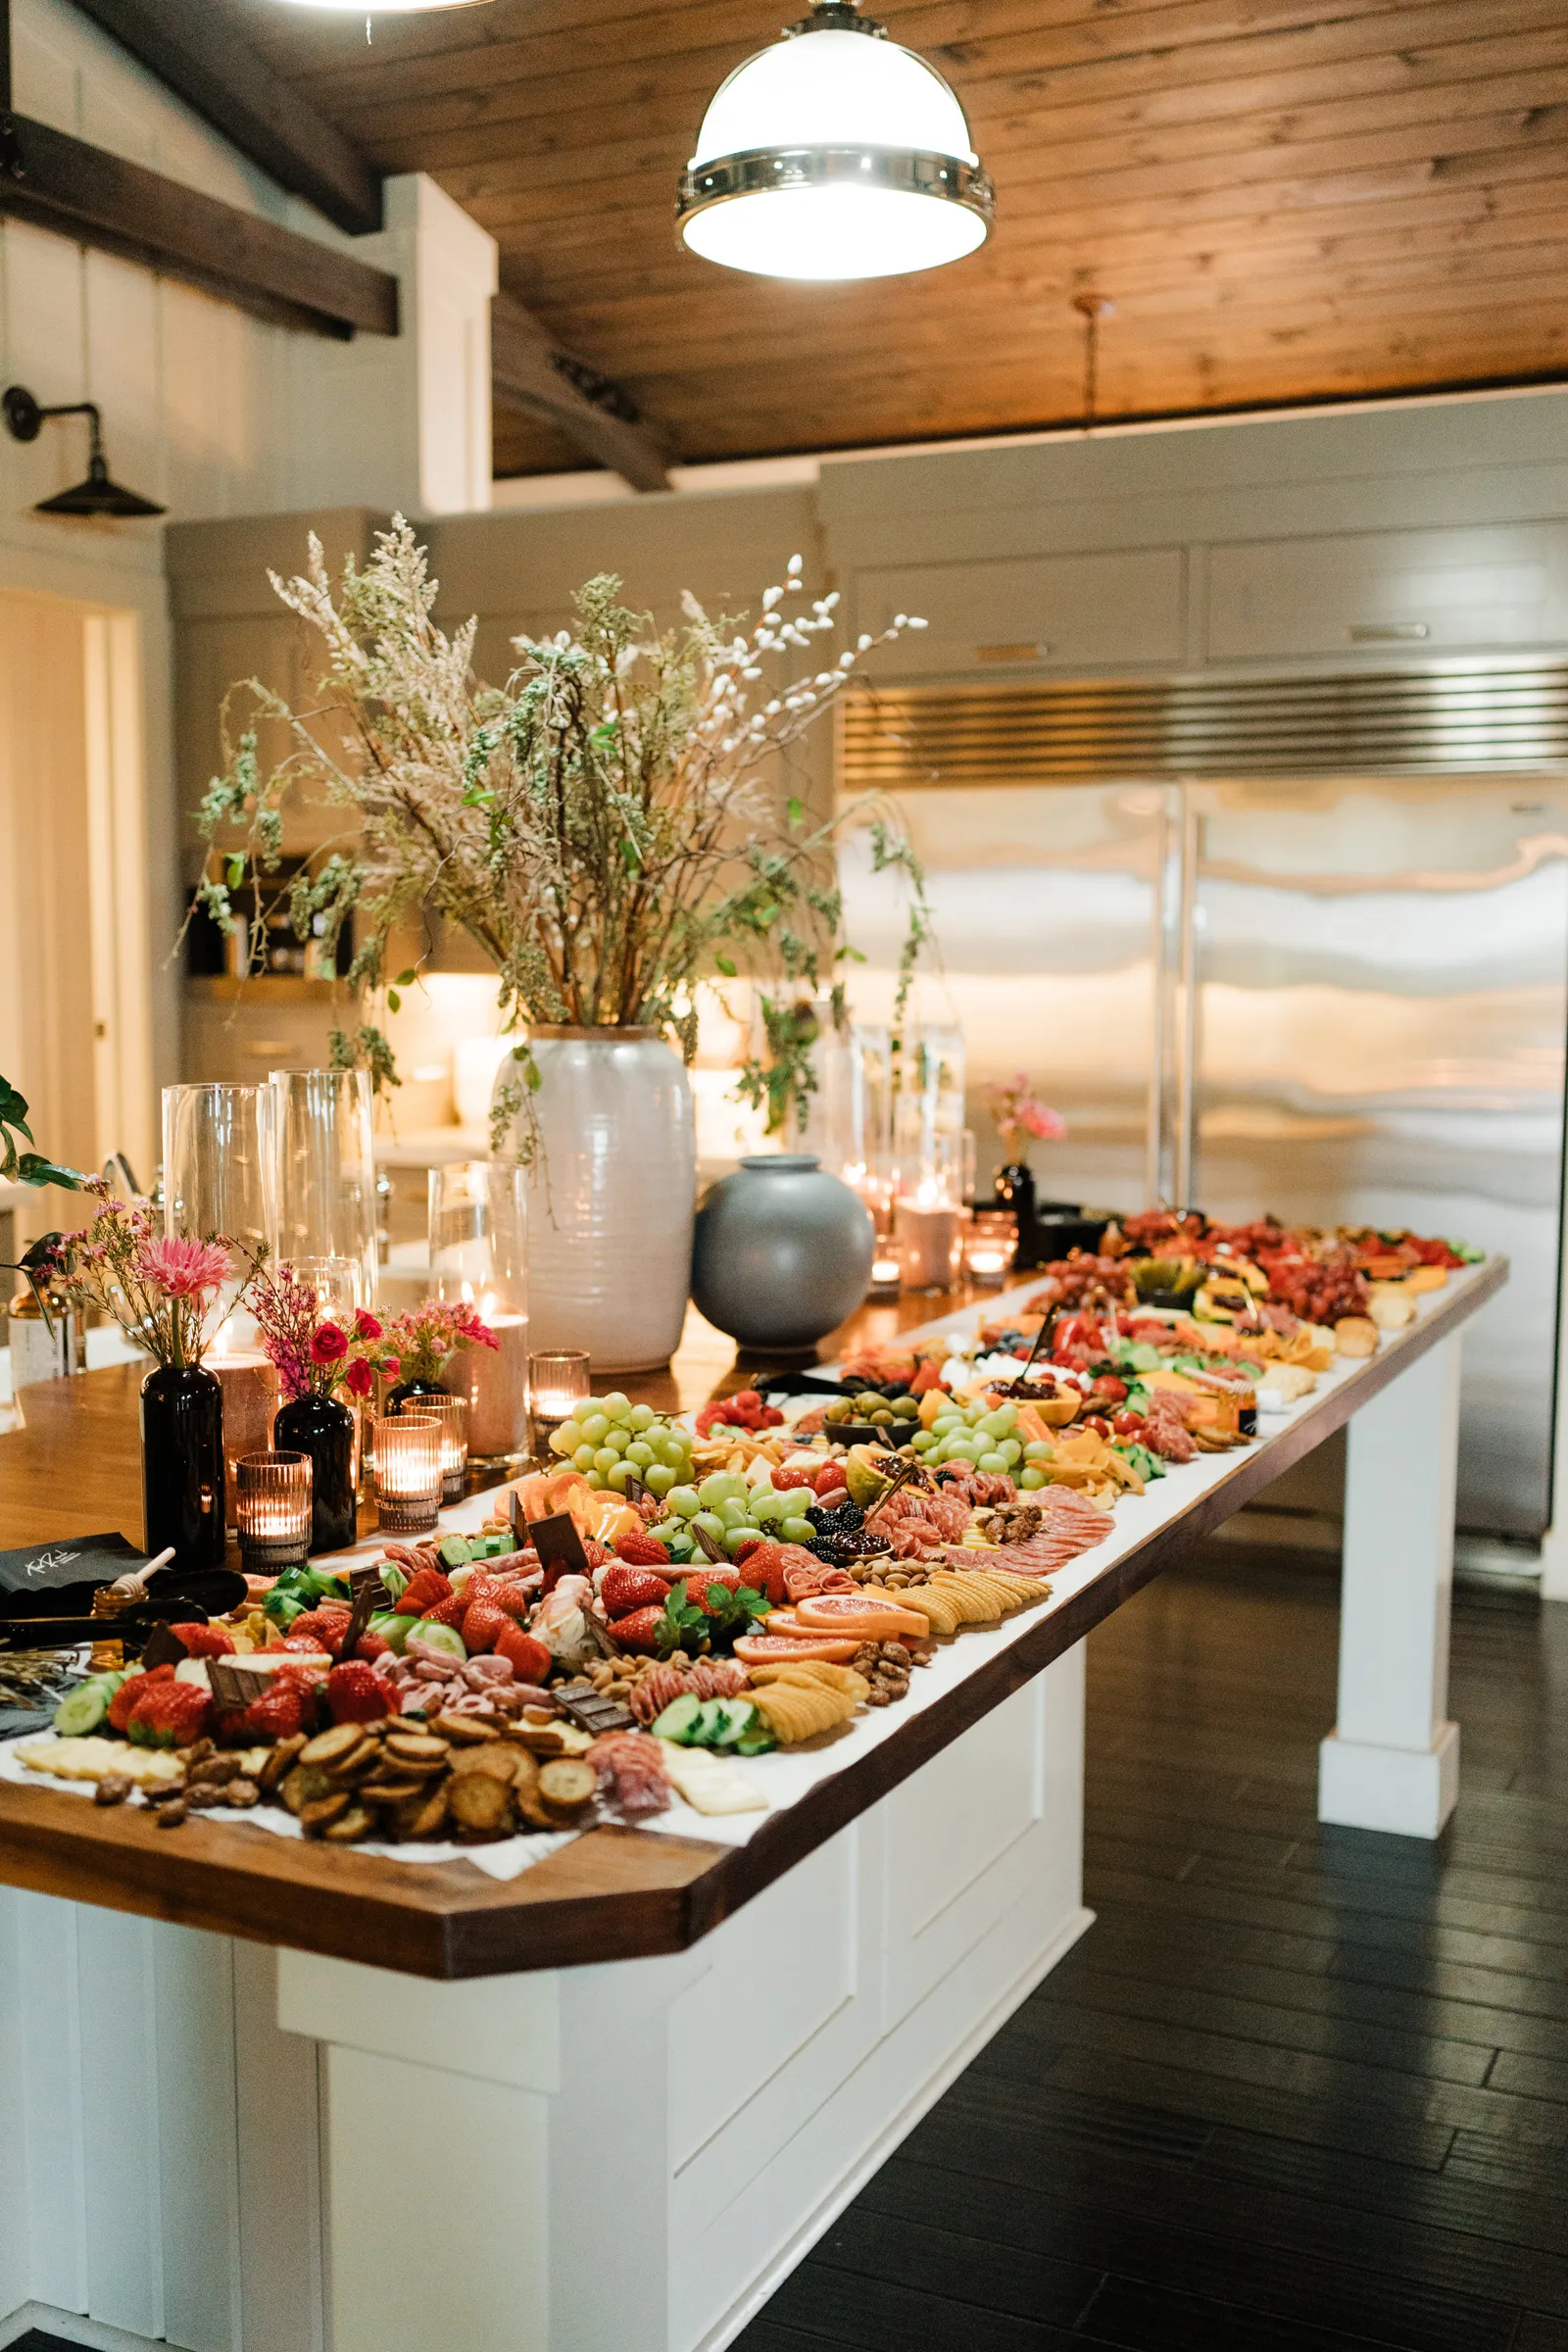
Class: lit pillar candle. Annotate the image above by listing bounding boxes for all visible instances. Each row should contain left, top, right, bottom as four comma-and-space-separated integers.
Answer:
895, 1199, 964, 1293
447, 1309, 530, 1462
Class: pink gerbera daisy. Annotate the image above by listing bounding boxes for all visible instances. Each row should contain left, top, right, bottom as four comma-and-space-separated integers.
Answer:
135, 1236, 232, 1299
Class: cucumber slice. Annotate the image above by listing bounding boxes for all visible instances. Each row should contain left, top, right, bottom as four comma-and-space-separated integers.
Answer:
708, 1698, 756, 1749
691, 1699, 729, 1746
736, 1727, 777, 1756
437, 1535, 472, 1569
652, 1692, 704, 1742
53, 1676, 122, 1739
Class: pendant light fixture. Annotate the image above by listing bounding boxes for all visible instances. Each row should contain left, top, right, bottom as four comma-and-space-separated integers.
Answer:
273, 1, 490, 10
2, 386, 166, 518
678, 0, 994, 283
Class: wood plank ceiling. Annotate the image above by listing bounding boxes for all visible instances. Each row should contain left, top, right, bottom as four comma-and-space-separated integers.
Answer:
231, 0, 1568, 478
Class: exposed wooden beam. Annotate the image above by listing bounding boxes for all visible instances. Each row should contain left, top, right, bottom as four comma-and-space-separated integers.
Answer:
0, 114, 398, 339
491, 291, 672, 493
68, 0, 382, 235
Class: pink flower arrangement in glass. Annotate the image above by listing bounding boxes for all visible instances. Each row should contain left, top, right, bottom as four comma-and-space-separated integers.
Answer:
240, 1253, 389, 1404
376, 1299, 498, 1387
983, 1072, 1067, 1164
45, 1185, 235, 1367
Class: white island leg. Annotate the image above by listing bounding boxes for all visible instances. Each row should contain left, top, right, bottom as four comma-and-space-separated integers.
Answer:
1318, 1334, 1462, 1838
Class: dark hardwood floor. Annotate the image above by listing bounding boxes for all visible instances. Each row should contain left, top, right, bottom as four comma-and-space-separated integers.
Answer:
737, 1544, 1568, 2352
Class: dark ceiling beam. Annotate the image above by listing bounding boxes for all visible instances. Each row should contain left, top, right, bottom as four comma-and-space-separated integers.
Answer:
491, 293, 672, 494
0, 115, 398, 338
68, 0, 381, 235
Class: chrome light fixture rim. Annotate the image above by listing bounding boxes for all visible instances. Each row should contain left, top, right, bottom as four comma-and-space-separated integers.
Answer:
676, 144, 996, 240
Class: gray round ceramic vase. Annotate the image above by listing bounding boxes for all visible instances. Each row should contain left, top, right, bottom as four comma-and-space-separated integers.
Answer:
691, 1154, 875, 1352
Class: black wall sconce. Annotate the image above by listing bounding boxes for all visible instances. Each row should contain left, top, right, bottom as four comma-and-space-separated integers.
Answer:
2, 385, 166, 516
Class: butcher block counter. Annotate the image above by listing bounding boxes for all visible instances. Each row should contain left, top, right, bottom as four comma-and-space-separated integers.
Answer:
0, 1265, 1504, 2352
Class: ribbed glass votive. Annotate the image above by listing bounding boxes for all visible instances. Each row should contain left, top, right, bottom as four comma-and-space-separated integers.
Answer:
235, 1450, 313, 1572
410, 1393, 468, 1502
372, 1414, 442, 1534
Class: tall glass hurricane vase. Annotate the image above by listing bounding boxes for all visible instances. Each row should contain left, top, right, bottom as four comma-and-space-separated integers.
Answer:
162, 1083, 275, 1326
270, 1069, 378, 1307
429, 1160, 530, 1461
491, 1028, 695, 1374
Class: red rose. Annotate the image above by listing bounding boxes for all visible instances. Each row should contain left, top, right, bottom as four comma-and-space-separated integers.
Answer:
354, 1309, 382, 1343
310, 1322, 349, 1366
379, 1354, 401, 1381
343, 1355, 374, 1399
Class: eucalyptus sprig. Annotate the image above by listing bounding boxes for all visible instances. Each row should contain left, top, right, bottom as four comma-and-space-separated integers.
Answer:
188, 522, 934, 1153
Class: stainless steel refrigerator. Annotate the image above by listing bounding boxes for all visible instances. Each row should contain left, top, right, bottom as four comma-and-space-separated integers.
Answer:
839, 760, 1568, 1543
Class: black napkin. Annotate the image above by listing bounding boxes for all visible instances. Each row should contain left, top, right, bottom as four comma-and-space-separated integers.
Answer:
0, 1533, 149, 1618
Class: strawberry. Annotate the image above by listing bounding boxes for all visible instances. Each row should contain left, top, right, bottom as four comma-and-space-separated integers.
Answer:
600, 1565, 669, 1618
282, 1633, 331, 1656
127, 1678, 213, 1749
609, 1604, 666, 1654
289, 1606, 352, 1655
235, 1680, 312, 1743
170, 1622, 235, 1659
495, 1582, 534, 1624
461, 1599, 508, 1653
812, 1461, 850, 1496
494, 1620, 551, 1683
735, 1541, 790, 1606
419, 1592, 469, 1630
681, 1566, 741, 1615
110, 1664, 171, 1732
772, 1462, 815, 1492
396, 1568, 452, 1617
614, 1530, 671, 1567
353, 1629, 391, 1663
325, 1661, 394, 1726
582, 1539, 610, 1571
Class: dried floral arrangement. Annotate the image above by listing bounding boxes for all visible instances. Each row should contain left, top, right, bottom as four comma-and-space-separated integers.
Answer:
43, 1194, 233, 1369
983, 1071, 1067, 1163
188, 521, 932, 1151
377, 1299, 498, 1387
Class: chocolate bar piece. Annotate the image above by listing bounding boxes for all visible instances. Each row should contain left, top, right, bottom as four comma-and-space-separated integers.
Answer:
553, 1681, 636, 1736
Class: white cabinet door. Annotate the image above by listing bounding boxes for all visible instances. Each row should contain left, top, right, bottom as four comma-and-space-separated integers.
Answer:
1207, 523, 1568, 660
854, 548, 1186, 674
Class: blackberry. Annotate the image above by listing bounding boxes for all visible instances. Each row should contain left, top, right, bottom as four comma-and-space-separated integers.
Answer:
808, 1528, 892, 1568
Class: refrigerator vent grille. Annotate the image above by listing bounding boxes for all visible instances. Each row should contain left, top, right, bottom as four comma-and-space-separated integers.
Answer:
839, 666, 1568, 786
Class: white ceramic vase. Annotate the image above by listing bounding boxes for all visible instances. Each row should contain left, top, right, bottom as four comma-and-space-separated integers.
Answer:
492, 1026, 696, 1374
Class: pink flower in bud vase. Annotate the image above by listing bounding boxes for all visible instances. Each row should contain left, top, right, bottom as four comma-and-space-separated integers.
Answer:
136, 1236, 232, 1298
343, 1355, 374, 1400
1020, 1101, 1067, 1142
309, 1322, 350, 1366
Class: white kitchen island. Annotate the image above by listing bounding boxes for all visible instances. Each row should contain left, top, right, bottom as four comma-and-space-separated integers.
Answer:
0, 1259, 1504, 2352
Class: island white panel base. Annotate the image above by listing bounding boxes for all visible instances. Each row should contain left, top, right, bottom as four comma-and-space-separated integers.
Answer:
1318, 1334, 1463, 1840
277, 1642, 1090, 2352
0, 1647, 1088, 2352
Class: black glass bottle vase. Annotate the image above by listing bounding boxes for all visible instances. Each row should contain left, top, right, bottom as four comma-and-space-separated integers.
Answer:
994, 1160, 1038, 1266
140, 1363, 226, 1572
273, 1391, 358, 1555
385, 1377, 448, 1414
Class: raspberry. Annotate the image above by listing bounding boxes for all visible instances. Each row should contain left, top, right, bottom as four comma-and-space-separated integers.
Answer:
235, 1681, 312, 1743
614, 1531, 671, 1567
461, 1599, 508, 1652
420, 1592, 469, 1630
609, 1604, 666, 1654
289, 1606, 352, 1655
110, 1664, 172, 1732
494, 1621, 551, 1683
127, 1679, 213, 1749
325, 1661, 394, 1726
601, 1565, 670, 1618
170, 1622, 235, 1659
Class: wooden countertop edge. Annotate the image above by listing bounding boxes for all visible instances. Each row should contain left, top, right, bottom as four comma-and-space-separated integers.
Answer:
0, 1260, 1506, 1976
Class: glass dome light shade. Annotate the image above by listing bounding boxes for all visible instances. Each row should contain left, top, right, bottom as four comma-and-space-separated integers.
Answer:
678, 9, 993, 283
275, 0, 490, 11
690, 28, 977, 169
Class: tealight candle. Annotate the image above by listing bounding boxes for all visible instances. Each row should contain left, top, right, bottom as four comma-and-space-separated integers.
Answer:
527, 1348, 590, 1455
867, 1253, 903, 1301
372, 1414, 442, 1534
963, 1214, 1018, 1288
409, 1393, 468, 1501
235, 1451, 312, 1572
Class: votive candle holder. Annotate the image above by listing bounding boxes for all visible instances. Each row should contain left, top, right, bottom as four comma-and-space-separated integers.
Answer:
235, 1450, 313, 1573
372, 1414, 442, 1534
528, 1348, 590, 1456
412, 1392, 468, 1502
963, 1211, 1018, 1288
